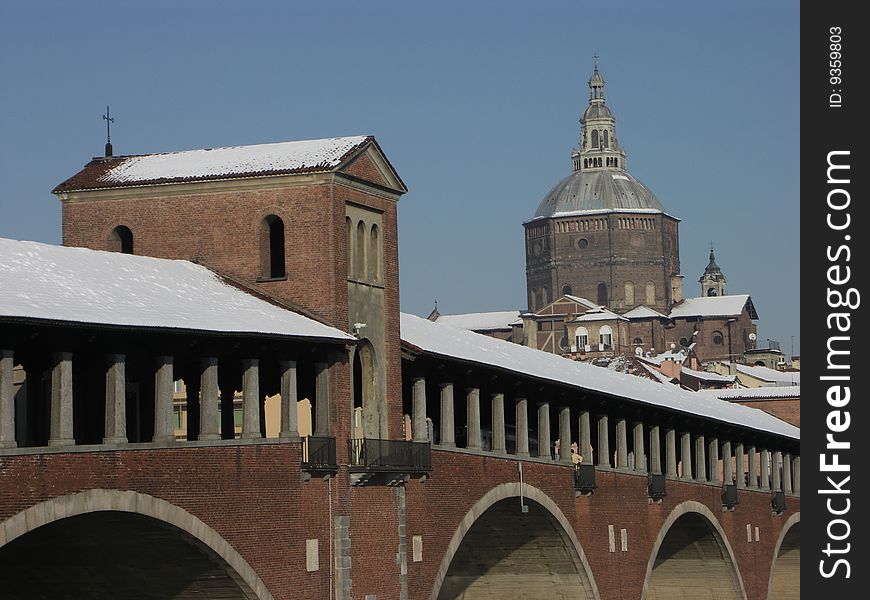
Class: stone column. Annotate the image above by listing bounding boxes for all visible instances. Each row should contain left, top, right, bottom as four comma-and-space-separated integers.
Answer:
616, 418, 628, 470
314, 362, 331, 437
278, 360, 300, 441
241, 359, 262, 439
1, 349, 17, 448
412, 377, 428, 442
665, 428, 677, 478
491, 393, 506, 454
650, 425, 662, 474
152, 355, 175, 444
633, 421, 646, 473
103, 354, 127, 444
559, 406, 571, 464
772, 450, 782, 491
793, 455, 801, 494
466, 388, 481, 450
783, 453, 793, 494
537, 402, 551, 459
579, 410, 591, 463
735, 443, 745, 488
515, 397, 529, 457
440, 383, 456, 448
597, 414, 610, 468
680, 432, 693, 481
760, 448, 770, 490
722, 441, 733, 485
747, 445, 758, 489
49, 352, 75, 446
695, 434, 707, 482
708, 437, 720, 484
199, 357, 220, 441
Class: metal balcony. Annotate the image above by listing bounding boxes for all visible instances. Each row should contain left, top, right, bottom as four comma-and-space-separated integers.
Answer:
349, 438, 432, 473
574, 464, 597, 494
301, 436, 338, 472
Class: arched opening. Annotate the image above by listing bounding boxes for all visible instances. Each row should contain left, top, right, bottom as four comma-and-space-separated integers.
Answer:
625, 281, 635, 305
646, 281, 656, 305
597, 282, 608, 306
562, 284, 573, 296
109, 225, 133, 254
260, 215, 286, 278
576, 327, 589, 351
355, 220, 366, 279
712, 331, 724, 346
541, 286, 549, 307
645, 512, 743, 600
436, 497, 597, 600
599, 325, 613, 350
346, 216, 353, 276
707, 286, 718, 297
369, 224, 380, 282
603, 130, 609, 148
352, 340, 380, 438
768, 518, 800, 599
0, 511, 258, 599
591, 130, 599, 149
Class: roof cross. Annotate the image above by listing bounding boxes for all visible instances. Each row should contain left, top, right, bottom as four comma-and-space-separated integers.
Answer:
102, 106, 114, 144
593, 53, 599, 69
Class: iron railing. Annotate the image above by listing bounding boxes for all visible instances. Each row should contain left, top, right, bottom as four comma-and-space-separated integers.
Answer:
301, 436, 337, 471
574, 463, 597, 493
349, 438, 432, 472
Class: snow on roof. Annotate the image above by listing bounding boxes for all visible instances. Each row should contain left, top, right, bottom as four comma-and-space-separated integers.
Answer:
640, 362, 677, 384
562, 295, 600, 309
695, 386, 800, 401
400, 313, 797, 440
573, 308, 627, 323
735, 364, 800, 385
680, 366, 735, 383
55, 136, 371, 191
434, 310, 521, 331
642, 349, 687, 366
623, 305, 668, 319
0, 238, 353, 342
668, 294, 752, 318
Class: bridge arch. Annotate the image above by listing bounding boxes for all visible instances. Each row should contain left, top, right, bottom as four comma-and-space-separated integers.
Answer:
430, 482, 600, 600
767, 512, 800, 599
0, 489, 272, 600
641, 500, 747, 600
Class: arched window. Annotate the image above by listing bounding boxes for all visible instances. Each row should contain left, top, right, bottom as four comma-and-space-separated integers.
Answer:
603, 130, 609, 148
597, 282, 608, 306
679, 337, 690, 348
346, 217, 353, 276
561, 284, 572, 296
534, 288, 543, 311
599, 325, 613, 350
109, 225, 133, 254
541, 286, 549, 307
583, 159, 588, 168
646, 281, 656, 305
591, 130, 599, 148
707, 287, 718, 297
614, 158, 618, 168
575, 327, 589, 351
369, 224, 380, 281
355, 220, 366, 279
633, 337, 643, 346
624, 281, 635, 305
260, 215, 285, 278
712, 331, 724, 346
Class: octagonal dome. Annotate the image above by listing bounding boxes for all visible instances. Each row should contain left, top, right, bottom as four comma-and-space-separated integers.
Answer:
531, 169, 665, 219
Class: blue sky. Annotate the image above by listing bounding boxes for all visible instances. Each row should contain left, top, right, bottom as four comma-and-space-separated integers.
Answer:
0, 1, 800, 355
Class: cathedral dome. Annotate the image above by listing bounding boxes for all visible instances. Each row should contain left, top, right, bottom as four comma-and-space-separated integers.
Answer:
532, 169, 665, 218
582, 103, 613, 121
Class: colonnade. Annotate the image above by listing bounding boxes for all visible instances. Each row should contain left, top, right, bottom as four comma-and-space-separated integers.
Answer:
0, 349, 332, 449
408, 375, 800, 495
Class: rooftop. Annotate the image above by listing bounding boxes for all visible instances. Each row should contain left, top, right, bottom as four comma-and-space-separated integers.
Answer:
53, 135, 375, 193
735, 363, 800, 386
433, 310, 521, 332
668, 294, 757, 319
695, 386, 801, 401
0, 238, 353, 342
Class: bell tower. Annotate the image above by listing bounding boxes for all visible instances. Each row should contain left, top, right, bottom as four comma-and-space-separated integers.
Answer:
699, 246, 727, 297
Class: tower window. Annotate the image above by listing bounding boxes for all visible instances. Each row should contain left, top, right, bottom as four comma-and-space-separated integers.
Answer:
356, 220, 367, 279
707, 287, 718, 297
369, 224, 380, 282
712, 331, 724, 346
633, 337, 643, 346
597, 282, 608, 306
561, 284, 572, 296
109, 225, 133, 254
624, 281, 635, 305
646, 281, 656, 305
346, 217, 353, 276
603, 130, 609, 148
260, 215, 286, 278
591, 130, 599, 149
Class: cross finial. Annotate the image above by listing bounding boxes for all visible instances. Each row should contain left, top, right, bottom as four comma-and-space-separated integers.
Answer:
102, 106, 114, 144
593, 54, 599, 69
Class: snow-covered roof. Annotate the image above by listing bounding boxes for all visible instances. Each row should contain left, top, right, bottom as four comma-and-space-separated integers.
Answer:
623, 305, 668, 320
640, 362, 677, 384
0, 238, 353, 342
680, 366, 735, 383
434, 310, 521, 331
562, 295, 600, 309
668, 294, 754, 318
641, 349, 688, 366
735, 364, 800, 386
54, 136, 374, 192
695, 386, 800, 401
400, 313, 797, 440
572, 308, 627, 323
